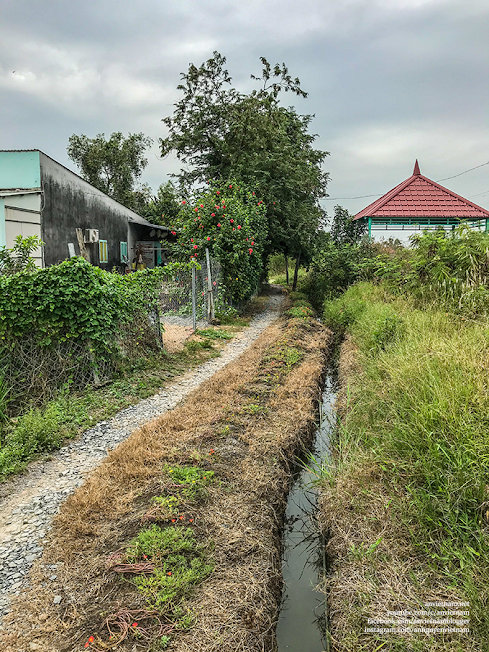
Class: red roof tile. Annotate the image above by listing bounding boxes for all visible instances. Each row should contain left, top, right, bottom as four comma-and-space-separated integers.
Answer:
354, 161, 489, 220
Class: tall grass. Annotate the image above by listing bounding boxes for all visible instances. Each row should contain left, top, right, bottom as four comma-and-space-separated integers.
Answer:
323, 282, 489, 647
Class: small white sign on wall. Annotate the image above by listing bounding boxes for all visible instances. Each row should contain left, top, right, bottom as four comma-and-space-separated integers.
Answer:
68, 242, 76, 258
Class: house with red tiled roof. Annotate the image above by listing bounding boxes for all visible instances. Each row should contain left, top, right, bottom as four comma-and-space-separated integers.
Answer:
354, 161, 489, 238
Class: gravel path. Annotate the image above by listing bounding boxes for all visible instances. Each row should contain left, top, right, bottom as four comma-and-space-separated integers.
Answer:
0, 293, 284, 621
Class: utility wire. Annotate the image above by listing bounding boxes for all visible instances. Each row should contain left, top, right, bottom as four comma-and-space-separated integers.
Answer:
436, 161, 489, 182
324, 161, 489, 202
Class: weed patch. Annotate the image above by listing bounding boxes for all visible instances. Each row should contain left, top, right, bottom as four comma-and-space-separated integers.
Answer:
195, 328, 233, 340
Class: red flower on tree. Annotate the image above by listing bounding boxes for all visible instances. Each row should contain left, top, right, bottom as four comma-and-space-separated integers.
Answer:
237, 225, 241, 229
217, 223, 221, 227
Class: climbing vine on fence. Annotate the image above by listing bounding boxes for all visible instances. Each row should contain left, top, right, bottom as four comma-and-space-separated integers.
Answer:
0, 257, 195, 358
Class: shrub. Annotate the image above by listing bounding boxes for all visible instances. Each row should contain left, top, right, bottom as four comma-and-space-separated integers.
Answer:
166, 180, 267, 303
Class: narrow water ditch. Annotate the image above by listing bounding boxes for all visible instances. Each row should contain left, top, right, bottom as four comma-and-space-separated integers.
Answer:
276, 365, 338, 652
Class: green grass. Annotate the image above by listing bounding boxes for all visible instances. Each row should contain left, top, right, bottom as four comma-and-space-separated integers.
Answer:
111, 464, 215, 646
269, 267, 307, 286
126, 524, 213, 621
195, 328, 233, 340
323, 281, 489, 646
0, 346, 222, 481
162, 463, 215, 501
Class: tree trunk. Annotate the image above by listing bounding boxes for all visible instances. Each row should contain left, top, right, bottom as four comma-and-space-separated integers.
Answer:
284, 254, 289, 286
292, 252, 301, 291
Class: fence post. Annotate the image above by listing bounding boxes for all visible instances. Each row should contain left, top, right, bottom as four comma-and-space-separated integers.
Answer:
192, 265, 197, 331
205, 248, 215, 322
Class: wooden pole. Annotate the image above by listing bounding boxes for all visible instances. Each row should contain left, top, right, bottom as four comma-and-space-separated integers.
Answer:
75, 228, 90, 263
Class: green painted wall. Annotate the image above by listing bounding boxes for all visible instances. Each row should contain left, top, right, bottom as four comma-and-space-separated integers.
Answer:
0, 198, 5, 248
0, 151, 41, 190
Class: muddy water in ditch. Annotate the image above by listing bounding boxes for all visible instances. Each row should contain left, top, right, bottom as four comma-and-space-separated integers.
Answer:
276, 370, 337, 652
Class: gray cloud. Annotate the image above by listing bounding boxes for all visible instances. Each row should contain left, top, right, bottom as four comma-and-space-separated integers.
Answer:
1, 0, 488, 223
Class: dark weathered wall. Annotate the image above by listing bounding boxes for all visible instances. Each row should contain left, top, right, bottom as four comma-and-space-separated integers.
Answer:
39, 153, 139, 270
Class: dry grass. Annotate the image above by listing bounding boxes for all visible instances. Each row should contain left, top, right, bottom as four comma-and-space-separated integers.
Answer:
2, 314, 330, 652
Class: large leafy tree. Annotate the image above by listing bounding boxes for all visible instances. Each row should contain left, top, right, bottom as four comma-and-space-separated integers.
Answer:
160, 52, 329, 269
140, 181, 182, 226
67, 132, 153, 211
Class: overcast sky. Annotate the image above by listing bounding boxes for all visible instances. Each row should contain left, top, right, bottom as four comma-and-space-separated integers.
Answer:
1, 0, 488, 230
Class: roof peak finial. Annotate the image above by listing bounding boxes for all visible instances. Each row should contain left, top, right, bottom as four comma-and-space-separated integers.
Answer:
413, 159, 420, 175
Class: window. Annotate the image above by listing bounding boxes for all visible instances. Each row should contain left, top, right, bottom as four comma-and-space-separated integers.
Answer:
99, 240, 108, 264
120, 241, 128, 262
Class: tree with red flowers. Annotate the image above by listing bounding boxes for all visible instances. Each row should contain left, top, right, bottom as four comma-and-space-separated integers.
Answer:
166, 181, 267, 302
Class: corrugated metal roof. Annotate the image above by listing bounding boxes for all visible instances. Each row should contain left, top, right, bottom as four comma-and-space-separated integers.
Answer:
355, 161, 489, 220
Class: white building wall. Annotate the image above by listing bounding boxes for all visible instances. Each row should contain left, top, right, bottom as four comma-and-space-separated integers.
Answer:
3, 192, 43, 266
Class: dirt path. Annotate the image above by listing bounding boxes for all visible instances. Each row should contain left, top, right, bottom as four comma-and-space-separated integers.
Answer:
0, 292, 284, 622
2, 298, 329, 652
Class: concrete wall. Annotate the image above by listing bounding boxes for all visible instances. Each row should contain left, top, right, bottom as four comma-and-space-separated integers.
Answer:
3, 192, 42, 266
0, 151, 41, 190
39, 152, 135, 269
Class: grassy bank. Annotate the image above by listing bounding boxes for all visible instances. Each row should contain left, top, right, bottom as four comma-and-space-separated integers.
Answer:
319, 282, 489, 652
2, 297, 329, 652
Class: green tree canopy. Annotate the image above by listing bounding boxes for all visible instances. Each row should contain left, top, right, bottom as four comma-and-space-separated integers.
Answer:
67, 132, 153, 211
160, 52, 329, 265
140, 181, 182, 226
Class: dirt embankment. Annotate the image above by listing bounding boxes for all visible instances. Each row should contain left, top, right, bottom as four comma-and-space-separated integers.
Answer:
2, 312, 330, 652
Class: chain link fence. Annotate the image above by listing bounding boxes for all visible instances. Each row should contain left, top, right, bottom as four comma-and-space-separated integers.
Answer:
159, 256, 232, 326
0, 255, 232, 416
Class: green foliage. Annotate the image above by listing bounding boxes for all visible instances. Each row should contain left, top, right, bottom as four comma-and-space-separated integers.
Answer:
162, 464, 215, 501
265, 339, 303, 369
195, 328, 232, 340
287, 305, 314, 320
0, 373, 10, 430
326, 282, 489, 639
184, 339, 213, 352
0, 235, 44, 276
141, 181, 182, 226
302, 207, 370, 310
363, 225, 489, 317
126, 525, 213, 612
0, 402, 66, 478
328, 205, 368, 245
160, 52, 329, 265
168, 180, 267, 302
0, 257, 191, 357
321, 283, 369, 335
67, 131, 153, 211
370, 314, 405, 352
